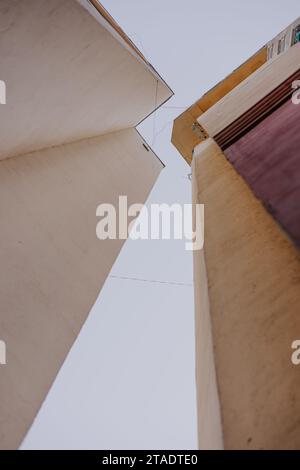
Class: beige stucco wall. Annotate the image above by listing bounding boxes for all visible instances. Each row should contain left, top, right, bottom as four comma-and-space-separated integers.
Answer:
0, 128, 163, 450
192, 155, 223, 450
193, 139, 300, 450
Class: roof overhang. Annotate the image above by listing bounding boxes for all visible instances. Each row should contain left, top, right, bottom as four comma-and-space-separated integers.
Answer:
197, 42, 300, 143
172, 17, 300, 165
0, 0, 173, 161
171, 47, 267, 165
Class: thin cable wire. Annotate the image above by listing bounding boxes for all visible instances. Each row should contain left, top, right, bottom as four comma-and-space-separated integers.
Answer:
150, 105, 189, 146
109, 275, 193, 287
161, 105, 189, 110
152, 119, 173, 140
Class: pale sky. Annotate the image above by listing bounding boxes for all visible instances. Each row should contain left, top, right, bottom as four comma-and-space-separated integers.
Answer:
21, 0, 300, 450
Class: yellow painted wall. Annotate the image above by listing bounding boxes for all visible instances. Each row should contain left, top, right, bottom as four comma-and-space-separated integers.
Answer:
193, 139, 300, 450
